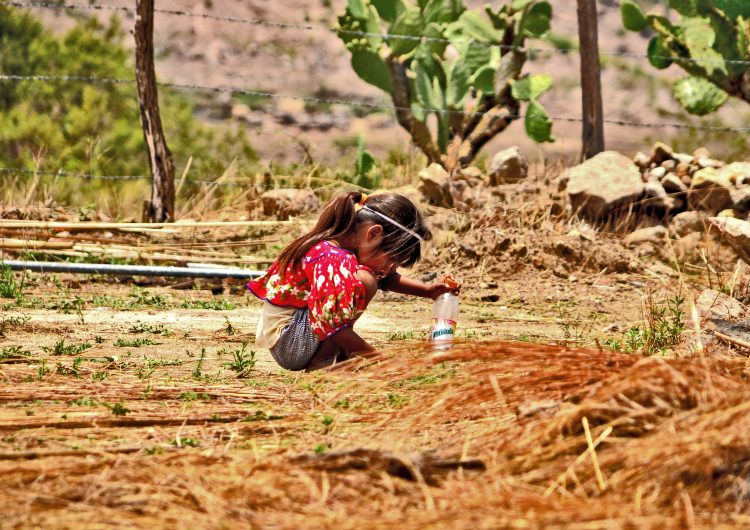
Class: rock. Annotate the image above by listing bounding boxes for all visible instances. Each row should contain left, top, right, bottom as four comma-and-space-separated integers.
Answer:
459, 242, 480, 258
480, 293, 500, 303
689, 167, 734, 213
718, 162, 750, 185
696, 288, 746, 322
709, 217, 750, 265
643, 178, 675, 211
458, 165, 483, 180
673, 153, 694, 165
731, 188, 750, 214
693, 147, 710, 158
649, 167, 667, 180
566, 151, 645, 220
660, 159, 676, 172
696, 156, 724, 169
673, 232, 702, 261
488, 146, 528, 185
675, 162, 690, 177
418, 164, 453, 207
259, 188, 320, 219
651, 142, 674, 164
633, 151, 650, 169
671, 211, 710, 236
662, 174, 689, 195
624, 225, 667, 247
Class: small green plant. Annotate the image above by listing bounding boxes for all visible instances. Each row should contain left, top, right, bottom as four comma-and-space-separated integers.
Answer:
114, 337, 159, 348
130, 287, 169, 308
386, 393, 409, 408
611, 295, 686, 355
180, 299, 236, 310
37, 359, 50, 380
353, 134, 379, 189
224, 342, 256, 376
387, 330, 415, 340
71, 396, 98, 406
94, 335, 105, 344
55, 357, 83, 377
129, 322, 172, 336
179, 391, 212, 401
192, 348, 207, 380
42, 339, 93, 356
0, 344, 33, 359
91, 371, 109, 382
172, 436, 200, 447
135, 358, 156, 380
223, 317, 236, 336
314, 443, 329, 454
0, 265, 25, 300
108, 402, 130, 416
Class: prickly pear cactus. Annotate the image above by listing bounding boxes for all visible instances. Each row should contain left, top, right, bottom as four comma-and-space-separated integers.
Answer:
336, 0, 554, 170
621, 0, 750, 116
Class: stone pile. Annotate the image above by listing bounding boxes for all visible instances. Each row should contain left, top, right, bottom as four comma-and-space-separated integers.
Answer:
633, 142, 750, 216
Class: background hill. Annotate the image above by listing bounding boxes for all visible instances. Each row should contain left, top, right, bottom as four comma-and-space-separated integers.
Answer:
25, 0, 750, 169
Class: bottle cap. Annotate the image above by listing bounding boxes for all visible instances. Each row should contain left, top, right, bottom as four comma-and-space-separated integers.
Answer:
444, 277, 458, 289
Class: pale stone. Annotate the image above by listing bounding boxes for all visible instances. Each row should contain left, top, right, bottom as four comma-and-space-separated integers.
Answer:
566, 151, 645, 220
488, 146, 528, 185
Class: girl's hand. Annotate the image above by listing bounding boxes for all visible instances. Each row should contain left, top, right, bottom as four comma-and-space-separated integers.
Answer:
428, 275, 461, 300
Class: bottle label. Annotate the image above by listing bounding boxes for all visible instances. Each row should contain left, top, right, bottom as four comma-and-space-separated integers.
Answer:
430, 318, 456, 341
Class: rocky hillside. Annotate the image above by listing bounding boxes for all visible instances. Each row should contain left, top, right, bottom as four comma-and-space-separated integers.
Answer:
29, 0, 750, 166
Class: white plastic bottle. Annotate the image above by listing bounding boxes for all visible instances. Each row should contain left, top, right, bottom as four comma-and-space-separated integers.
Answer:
430, 291, 459, 347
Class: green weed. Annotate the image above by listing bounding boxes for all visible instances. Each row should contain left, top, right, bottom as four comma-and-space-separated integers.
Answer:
180, 299, 235, 310
192, 348, 207, 380
0, 265, 25, 300
0, 344, 33, 358
114, 337, 159, 348
42, 339, 92, 356
223, 342, 256, 376
128, 323, 171, 336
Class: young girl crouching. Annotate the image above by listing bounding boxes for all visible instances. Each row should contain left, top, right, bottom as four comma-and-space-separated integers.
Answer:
247, 191, 459, 371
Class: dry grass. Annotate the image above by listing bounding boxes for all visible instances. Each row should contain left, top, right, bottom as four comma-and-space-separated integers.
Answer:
1, 338, 749, 528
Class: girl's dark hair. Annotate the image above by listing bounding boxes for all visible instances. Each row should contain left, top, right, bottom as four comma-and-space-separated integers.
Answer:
276, 191, 432, 273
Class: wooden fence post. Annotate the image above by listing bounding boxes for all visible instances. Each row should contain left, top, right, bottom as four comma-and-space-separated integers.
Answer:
577, 0, 605, 160
135, 0, 175, 222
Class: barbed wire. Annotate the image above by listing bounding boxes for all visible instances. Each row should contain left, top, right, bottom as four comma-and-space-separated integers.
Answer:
4, 1, 750, 67
3, 73, 750, 133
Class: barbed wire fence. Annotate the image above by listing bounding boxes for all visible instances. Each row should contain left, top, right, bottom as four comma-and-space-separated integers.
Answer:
0, 0, 749, 188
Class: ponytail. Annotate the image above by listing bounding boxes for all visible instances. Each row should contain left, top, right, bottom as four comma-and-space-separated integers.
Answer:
276, 191, 365, 274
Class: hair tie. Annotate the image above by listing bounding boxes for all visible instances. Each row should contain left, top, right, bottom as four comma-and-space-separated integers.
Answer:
358, 193, 369, 206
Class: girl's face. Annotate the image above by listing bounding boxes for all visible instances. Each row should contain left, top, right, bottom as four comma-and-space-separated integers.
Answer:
357, 223, 399, 279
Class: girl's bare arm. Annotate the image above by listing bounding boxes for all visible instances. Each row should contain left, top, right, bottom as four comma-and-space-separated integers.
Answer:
379, 273, 461, 299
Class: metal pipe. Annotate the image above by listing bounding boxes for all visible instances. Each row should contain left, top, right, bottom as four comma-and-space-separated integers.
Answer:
1, 260, 264, 279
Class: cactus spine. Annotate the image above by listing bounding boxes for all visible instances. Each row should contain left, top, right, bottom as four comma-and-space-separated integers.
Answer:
621, 0, 750, 116
337, 0, 555, 170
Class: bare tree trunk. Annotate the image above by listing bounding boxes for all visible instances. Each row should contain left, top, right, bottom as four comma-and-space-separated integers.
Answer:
577, 0, 605, 160
135, 0, 175, 222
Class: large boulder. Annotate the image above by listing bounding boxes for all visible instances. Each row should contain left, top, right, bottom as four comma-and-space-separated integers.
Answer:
418, 163, 453, 207
259, 188, 320, 219
488, 147, 528, 185
689, 168, 734, 213
566, 151, 645, 220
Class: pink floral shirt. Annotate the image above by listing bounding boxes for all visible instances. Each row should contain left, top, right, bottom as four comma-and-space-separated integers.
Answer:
247, 241, 369, 340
